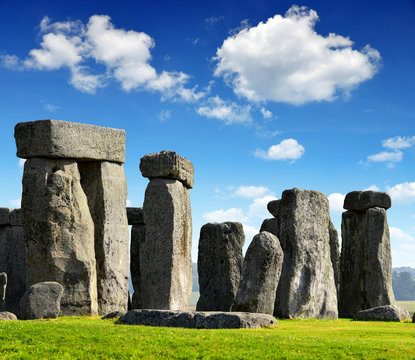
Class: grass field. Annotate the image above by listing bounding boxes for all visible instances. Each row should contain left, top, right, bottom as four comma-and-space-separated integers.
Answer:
1, 316, 415, 359
397, 301, 415, 316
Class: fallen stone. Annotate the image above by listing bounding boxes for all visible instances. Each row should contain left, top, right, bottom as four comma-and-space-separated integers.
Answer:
274, 188, 338, 319
22, 158, 98, 316
102, 311, 125, 319
354, 305, 408, 322
267, 200, 280, 218
233, 232, 283, 315
140, 150, 194, 189
79, 161, 129, 315
197, 222, 245, 312
127, 207, 144, 225
15, 120, 126, 163
130, 224, 145, 309
339, 207, 395, 318
20, 282, 64, 320
141, 178, 193, 310
0, 272, 6, 310
329, 220, 340, 297
118, 309, 277, 329
0, 208, 11, 225
0, 311, 17, 321
10, 209, 22, 226
343, 191, 391, 211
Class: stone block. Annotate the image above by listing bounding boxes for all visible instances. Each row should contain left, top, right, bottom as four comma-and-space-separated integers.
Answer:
267, 200, 280, 218
15, 120, 126, 163
127, 207, 144, 225
10, 209, 22, 226
0, 272, 6, 311
329, 220, 340, 297
0, 311, 17, 321
130, 224, 145, 309
260, 218, 279, 237
354, 305, 409, 322
343, 190, 391, 211
0, 208, 11, 225
140, 150, 194, 188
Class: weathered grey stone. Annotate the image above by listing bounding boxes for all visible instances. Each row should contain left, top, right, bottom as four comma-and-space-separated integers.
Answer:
0, 208, 11, 225
329, 220, 340, 297
343, 190, 391, 211
197, 222, 245, 312
0, 311, 17, 321
140, 150, 194, 189
354, 305, 408, 322
130, 224, 145, 309
140, 178, 192, 310
15, 120, 126, 163
260, 218, 279, 237
267, 200, 281, 218
101, 311, 125, 319
274, 188, 338, 319
0, 272, 6, 310
22, 158, 98, 316
10, 209, 22, 226
413, 312, 415, 323
20, 282, 64, 320
0, 226, 26, 317
339, 207, 395, 318
127, 207, 144, 225
78, 161, 129, 315
119, 309, 277, 329
233, 232, 283, 314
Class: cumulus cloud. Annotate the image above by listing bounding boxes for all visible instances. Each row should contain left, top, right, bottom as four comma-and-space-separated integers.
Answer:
364, 184, 381, 191
202, 208, 248, 222
260, 107, 272, 120
214, 5, 380, 105
386, 182, 415, 205
248, 195, 278, 218
382, 136, 415, 150
2, 15, 204, 101
233, 185, 271, 199
18, 159, 26, 169
367, 150, 403, 165
197, 96, 252, 124
242, 223, 259, 241
328, 193, 345, 212
255, 138, 305, 161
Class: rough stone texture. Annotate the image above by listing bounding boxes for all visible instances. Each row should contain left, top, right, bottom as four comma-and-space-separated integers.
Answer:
274, 188, 338, 319
119, 309, 277, 329
339, 207, 395, 318
140, 151, 194, 189
413, 312, 415, 323
0, 225, 26, 317
0, 311, 17, 321
140, 178, 192, 310
267, 200, 281, 218
22, 158, 98, 316
260, 218, 279, 237
0, 272, 6, 310
10, 209, 22, 226
127, 207, 144, 225
78, 161, 129, 315
102, 311, 125, 319
354, 305, 409, 322
343, 191, 391, 211
20, 282, 64, 320
15, 120, 126, 163
233, 232, 283, 315
0, 208, 11, 225
130, 224, 145, 309
329, 220, 340, 297
197, 222, 245, 312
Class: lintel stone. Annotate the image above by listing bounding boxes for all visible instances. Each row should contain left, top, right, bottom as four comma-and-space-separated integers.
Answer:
15, 120, 126, 163
0, 208, 11, 225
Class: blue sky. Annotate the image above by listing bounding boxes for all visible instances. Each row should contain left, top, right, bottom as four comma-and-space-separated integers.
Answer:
1, 0, 414, 266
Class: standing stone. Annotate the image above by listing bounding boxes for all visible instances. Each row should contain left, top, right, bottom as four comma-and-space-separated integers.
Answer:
340, 203, 395, 318
0, 272, 6, 311
22, 158, 98, 316
267, 200, 281, 218
197, 222, 245, 312
131, 223, 145, 309
79, 161, 129, 315
233, 231, 283, 315
0, 208, 11, 225
20, 282, 64, 320
329, 221, 340, 297
140, 178, 192, 310
274, 188, 338, 319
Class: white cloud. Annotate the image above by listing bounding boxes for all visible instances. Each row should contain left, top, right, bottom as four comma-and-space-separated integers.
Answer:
248, 195, 278, 218
205, 16, 225, 26
386, 182, 415, 205
44, 103, 60, 112
328, 193, 345, 212
214, 5, 380, 105
364, 184, 380, 191
9, 199, 21, 207
2, 15, 204, 102
390, 227, 415, 251
158, 110, 171, 122
367, 150, 403, 163
197, 96, 252, 124
242, 223, 259, 241
234, 185, 271, 199
260, 107, 272, 120
18, 159, 26, 168
382, 136, 415, 150
255, 138, 305, 161
202, 208, 248, 223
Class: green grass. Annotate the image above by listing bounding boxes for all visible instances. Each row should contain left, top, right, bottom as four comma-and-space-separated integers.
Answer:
397, 301, 415, 316
1, 317, 415, 359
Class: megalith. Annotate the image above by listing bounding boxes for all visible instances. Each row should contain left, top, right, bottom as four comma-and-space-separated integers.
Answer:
197, 222, 245, 312
15, 119, 129, 315
233, 231, 283, 315
0, 272, 6, 311
339, 191, 395, 318
0, 208, 26, 316
139, 151, 193, 310
273, 188, 338, 319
